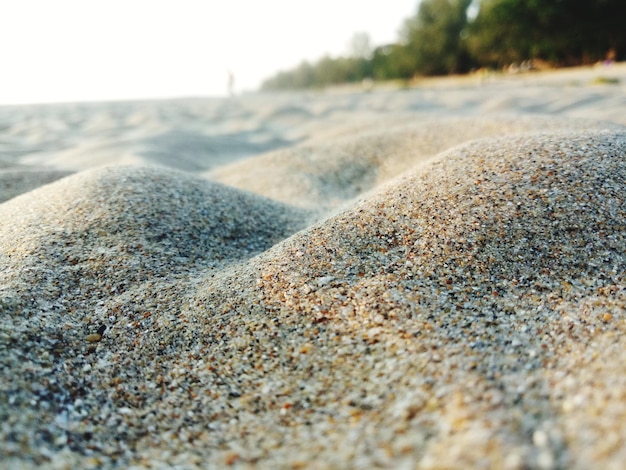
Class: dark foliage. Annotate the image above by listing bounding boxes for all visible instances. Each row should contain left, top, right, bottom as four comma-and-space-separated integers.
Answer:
261, 0, 625, 90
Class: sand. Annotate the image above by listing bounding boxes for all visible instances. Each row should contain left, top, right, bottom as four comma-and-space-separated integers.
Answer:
1, 64, 625, 469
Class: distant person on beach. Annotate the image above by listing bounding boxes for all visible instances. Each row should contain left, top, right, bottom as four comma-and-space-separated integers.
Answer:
227, 70, 235, 96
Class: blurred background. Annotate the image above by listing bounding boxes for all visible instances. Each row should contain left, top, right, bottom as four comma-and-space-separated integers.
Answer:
0, 0, 416, 104
1, 0, 624, 105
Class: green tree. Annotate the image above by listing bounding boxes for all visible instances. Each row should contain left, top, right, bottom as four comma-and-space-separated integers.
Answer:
260, 0, 626, 91
261, 55, 371, 91
468, 0, 626, 67
402, 0, 473, 75
370, 44, 420, 80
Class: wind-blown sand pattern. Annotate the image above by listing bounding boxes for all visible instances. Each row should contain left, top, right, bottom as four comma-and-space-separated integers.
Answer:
1, 65, 626, 469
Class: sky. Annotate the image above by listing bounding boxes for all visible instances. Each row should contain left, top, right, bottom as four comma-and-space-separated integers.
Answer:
0, 0, 419, 105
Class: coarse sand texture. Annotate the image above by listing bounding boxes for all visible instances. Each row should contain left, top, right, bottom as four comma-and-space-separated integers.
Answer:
1, 65, 626, 468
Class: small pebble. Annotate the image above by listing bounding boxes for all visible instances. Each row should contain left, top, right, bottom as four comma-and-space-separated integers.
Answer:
86, 333, 102, 343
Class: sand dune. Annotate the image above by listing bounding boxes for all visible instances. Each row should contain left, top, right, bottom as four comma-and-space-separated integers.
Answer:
193, 129, 626, 468
1, 65, 626, 469
0, 166, 311, 312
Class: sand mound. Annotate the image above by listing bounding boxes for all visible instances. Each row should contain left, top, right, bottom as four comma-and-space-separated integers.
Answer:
189, 129, 626, 468
0, 165, 311, 314
209, 116, 621, 209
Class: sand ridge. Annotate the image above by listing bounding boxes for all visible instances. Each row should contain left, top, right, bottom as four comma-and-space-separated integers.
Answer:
209, 116, 622, 210
190, 129, 626, 468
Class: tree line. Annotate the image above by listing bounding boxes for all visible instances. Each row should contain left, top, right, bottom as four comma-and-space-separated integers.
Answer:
261, 0, 625, 90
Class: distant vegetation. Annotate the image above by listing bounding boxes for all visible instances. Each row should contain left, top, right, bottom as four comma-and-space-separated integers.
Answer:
261, 0, 625, 90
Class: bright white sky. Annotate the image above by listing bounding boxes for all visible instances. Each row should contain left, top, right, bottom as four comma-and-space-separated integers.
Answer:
0, 0, 419, 105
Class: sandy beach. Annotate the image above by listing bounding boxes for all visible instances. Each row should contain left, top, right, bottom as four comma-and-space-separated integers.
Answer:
1, 64, 626, 469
